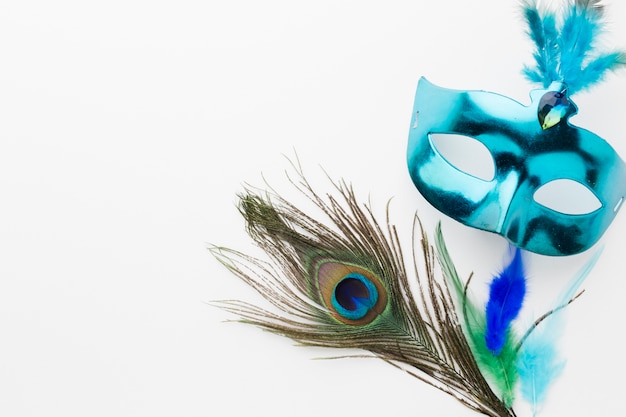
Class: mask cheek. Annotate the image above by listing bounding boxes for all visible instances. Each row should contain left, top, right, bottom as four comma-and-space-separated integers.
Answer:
503, 212, 588, 256
502, 178, 604, 256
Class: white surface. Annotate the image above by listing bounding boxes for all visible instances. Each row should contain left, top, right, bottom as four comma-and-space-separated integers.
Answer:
1, 1, 625, 416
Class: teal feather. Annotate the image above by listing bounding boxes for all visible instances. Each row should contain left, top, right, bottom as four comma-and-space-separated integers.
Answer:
516, 249, 602, 415
573, 52, 626, 90
212, 163, 516, 417
522, 2, 559, 86
516, 335, 565, 416
521, 0, 626, 93
558, 0, 602, 85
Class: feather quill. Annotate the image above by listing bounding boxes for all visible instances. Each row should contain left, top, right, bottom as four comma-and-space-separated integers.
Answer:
212, 163, 516, 417
516, 249, 602, 416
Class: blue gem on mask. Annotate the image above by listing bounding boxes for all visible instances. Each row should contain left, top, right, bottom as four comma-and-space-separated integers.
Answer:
538, 90, 570, 130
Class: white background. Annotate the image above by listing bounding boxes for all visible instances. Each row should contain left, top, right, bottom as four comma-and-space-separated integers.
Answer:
1, 1, 625, 416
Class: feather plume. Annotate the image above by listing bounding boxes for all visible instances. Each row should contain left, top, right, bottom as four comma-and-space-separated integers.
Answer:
468, 328, 519, 408
522, 2, 559, 86
212, 162, 516, 417
485, 248, 526, 356
516, 249, 602, 416
435, 228, 521, 407
521, 0, 626, 92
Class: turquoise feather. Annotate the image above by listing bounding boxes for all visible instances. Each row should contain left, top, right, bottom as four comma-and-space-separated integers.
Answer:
522, 2, 559, 86
516, 249, 602, 415
521, 0, 626, 93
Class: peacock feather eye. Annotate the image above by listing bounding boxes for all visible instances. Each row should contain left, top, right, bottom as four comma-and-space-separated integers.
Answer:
332, 274, 378, 320
314, 260, 388, 325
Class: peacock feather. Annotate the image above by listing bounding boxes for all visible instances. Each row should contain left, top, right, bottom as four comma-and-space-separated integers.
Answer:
211, 161, 516, 417
212, 160, 597, 416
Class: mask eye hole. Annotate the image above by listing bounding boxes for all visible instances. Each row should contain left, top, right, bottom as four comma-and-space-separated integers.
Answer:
430, 133, 495, 181
534, 179, 602, 215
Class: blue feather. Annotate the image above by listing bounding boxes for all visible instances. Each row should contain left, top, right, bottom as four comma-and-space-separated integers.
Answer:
559, 1, 602, 89
516, 249, 602, 416
517, 338, 565, 415
571, 52, 626, 91
521, 0, 626, 93
541, 13, 559, 83
522, 2, 559, 87
485, 248, 526, 355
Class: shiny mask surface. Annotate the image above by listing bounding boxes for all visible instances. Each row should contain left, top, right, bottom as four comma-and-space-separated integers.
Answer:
407, 77, 626, 256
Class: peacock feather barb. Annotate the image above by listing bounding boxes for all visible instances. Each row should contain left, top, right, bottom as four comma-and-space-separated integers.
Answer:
211, 164, 516, 417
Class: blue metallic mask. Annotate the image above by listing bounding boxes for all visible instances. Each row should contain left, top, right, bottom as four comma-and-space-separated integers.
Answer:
407, 77, 626, 256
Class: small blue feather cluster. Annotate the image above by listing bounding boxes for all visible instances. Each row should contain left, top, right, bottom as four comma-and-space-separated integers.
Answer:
522, 0, 626, 93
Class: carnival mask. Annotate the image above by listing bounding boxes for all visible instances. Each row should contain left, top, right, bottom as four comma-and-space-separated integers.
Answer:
407, 78, 626, 255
